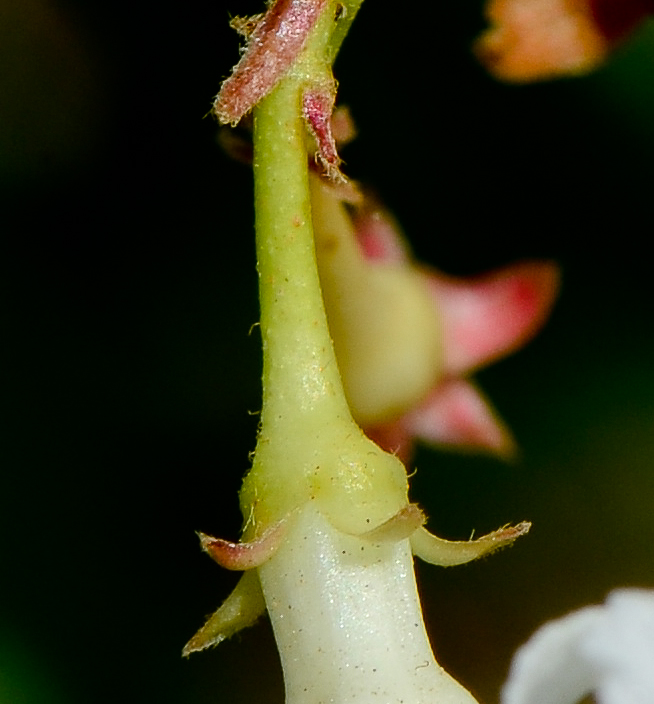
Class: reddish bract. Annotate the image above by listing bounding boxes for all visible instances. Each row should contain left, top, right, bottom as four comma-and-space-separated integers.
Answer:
214, 0, 328, 124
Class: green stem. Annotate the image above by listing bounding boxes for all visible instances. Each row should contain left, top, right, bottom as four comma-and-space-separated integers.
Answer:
239, 14, 361, 533
239, 5, 408, 537
240, 0, 407, 545
329, 0, 365, 60
252, 79, 350, 433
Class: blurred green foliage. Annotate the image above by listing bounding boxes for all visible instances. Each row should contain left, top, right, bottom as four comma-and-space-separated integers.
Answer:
0, 634, 67, 704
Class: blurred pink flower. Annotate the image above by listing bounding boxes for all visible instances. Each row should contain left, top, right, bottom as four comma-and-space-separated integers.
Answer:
475, 0, 654, 82
347, 199, 560, 462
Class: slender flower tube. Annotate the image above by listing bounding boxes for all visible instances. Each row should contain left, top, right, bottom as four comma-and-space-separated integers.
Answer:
258, 504, 479, 704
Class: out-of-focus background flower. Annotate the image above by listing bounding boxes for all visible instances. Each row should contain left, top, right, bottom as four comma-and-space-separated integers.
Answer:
2, 1, 654, 702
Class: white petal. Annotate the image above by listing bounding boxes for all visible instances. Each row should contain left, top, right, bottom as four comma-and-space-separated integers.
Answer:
582, 589, 654, 704
503, 589, 654, 704
501, 606, 600, 704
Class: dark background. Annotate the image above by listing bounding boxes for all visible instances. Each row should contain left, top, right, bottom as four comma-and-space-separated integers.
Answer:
2, 1, 654, 702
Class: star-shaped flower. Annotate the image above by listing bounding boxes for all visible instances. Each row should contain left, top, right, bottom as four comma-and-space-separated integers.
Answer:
475, 0, 654, 82
311, 174, 560, 462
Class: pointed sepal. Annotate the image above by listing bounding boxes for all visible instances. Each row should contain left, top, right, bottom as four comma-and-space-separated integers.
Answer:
198, 518, 288, 571
182, 570, 266, 656
355, 504, 426, 543
411, 521, 531, 567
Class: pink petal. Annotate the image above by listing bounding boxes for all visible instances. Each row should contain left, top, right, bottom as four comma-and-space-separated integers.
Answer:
351, 204, 411, 264
429, 261, 560, 375
403, 378, 516, 457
